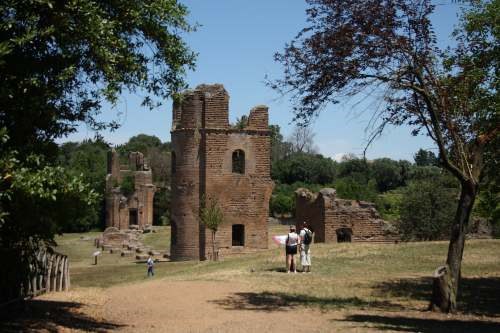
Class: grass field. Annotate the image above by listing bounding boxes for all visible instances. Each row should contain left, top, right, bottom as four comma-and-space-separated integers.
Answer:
54, 225, 500, 316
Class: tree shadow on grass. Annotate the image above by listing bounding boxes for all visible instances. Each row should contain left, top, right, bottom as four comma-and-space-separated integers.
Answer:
264, 267, 288, 273
373, 276, 500, 316
0, 299, 124, 332
342, 314, 500, 333
210, 291, 403, 312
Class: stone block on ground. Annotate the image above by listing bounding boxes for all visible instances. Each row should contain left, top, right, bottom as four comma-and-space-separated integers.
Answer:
136, 254, 149, 261
102, 244, 113, 251
136, 247, 150, 254
121, 250, 133, 257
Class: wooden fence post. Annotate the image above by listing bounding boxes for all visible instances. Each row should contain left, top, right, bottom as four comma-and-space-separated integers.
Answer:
57, 255, 64, 291
46, 253, 52, 292
52, 255, 60, 292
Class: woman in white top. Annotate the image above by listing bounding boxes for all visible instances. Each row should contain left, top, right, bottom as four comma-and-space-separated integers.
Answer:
285, 225, 299, 273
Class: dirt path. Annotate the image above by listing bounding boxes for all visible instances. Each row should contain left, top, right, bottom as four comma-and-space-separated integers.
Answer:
6, 278, 500, 332
102, 280, 341, 332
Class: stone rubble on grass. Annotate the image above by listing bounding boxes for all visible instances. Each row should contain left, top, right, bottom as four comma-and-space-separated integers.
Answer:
94, 226, 169, 262
121, 250, 133, 257
136, 254, 149, 260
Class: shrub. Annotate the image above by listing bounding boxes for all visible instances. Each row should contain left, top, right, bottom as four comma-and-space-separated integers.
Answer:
270, 193, 295, 216
120, 174, 135, 197
399, 179, 458, 241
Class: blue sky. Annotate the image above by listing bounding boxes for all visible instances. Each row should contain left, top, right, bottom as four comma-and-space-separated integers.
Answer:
61, 0, 462, 162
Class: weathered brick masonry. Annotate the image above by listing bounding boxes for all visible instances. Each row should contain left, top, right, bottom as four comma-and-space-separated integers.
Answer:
295, 188, 398, 243
170, 84, 273, 260
105, 150, 155, 230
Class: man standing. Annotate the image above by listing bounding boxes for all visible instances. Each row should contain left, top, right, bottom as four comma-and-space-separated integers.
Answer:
147, 255, 155, 277
299, 222, 313, 273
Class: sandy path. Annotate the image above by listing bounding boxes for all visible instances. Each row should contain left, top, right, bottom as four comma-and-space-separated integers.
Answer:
102, 280, 339, 333
8, 278, 500, 332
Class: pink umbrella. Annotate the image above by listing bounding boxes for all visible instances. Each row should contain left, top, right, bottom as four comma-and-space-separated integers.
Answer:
272, 235, 288, 246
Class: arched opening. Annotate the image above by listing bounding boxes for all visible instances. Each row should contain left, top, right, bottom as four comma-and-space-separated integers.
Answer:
336, 228, 352, 243
232, 224, 245, 246
232, 149, 245, 174
171, 220, 177, 245
171, 151, 177, 174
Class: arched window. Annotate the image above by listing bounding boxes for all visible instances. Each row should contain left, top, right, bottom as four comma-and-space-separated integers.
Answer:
171, 151, 177, 174
232, 149, 245, 174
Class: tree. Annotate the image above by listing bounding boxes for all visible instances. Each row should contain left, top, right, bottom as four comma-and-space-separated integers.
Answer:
338, 155, 371, 184
0, 0, 195, 301
414, 149, 439, 167
199, 196, 224, 261
399, 178, 459, 241
0, 130, 98, 302
272, 152, 337, 184
118, 134, 172, 185
272, 0, 498, 312
57, 139, 110, 231
288, 125, 318, 154
118, 134, 163, 156
0, 0, 195, 157
233, 115, 249, 129
269, 125, 293, 163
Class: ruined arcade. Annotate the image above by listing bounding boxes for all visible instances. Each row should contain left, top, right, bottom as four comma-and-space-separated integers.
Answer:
105, 150, 155, 230
295, 188, 398, 243
170, 84, 273, 260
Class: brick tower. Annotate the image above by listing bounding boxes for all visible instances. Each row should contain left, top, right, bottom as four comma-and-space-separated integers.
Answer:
170, 84, 273, 260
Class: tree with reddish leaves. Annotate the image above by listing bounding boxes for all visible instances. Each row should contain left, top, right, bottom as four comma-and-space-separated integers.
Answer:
272, 0, 498, 313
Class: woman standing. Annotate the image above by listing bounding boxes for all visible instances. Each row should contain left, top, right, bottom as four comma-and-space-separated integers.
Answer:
285, 225, 299, 273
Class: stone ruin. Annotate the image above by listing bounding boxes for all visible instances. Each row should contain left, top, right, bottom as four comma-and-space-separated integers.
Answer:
170, 84, 274, 260
295, 188, 399, 243
95, 227, 163, 260
105, 149, 155, 230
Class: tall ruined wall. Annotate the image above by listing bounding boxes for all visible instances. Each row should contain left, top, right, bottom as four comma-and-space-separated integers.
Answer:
295, 188, 326, 242
170, 84, 273, 261
203, 130, 272, 258
105, 150, 155, 230
295, 188, 398, 243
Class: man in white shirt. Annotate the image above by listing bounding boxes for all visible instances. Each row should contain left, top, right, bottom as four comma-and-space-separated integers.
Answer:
299, 221, 313, 273
147, 256, 154, 277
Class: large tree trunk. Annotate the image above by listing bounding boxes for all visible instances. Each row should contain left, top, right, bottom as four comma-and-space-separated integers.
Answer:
430, 180, 477, 313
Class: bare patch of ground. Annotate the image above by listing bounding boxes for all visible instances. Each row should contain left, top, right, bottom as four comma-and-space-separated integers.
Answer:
4, 279, 500, 333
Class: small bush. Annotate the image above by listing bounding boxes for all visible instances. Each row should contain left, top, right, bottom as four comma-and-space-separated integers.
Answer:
120, 174, 135, 197
270, 193, 295, 216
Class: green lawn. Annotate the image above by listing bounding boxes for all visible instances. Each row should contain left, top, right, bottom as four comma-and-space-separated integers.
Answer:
55, 226, 500, 314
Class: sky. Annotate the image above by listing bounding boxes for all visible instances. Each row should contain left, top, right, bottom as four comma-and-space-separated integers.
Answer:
60, 0, 463, 162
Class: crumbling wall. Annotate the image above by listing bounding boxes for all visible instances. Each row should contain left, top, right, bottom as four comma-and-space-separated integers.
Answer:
105, 150, 155, 230
295, 188, 398, 243
170, 84, 273, 261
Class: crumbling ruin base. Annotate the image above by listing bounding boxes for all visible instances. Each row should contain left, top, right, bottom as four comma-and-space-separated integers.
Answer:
295, 188, 398, 243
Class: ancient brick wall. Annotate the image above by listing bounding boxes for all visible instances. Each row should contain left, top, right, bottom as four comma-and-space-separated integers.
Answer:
170, 84, 273, 261
295, 188, 398, 243
105, 150, 155, 230
295, 188, 325, 242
